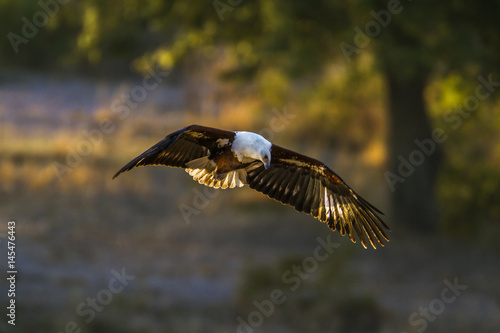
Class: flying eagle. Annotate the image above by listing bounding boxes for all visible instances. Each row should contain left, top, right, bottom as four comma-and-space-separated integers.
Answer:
113, 125, 389, 249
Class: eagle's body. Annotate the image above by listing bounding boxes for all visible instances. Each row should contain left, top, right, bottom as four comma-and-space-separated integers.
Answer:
113, 125, 390, 249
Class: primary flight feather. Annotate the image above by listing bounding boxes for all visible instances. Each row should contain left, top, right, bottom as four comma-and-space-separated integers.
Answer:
113, 124, 390, 249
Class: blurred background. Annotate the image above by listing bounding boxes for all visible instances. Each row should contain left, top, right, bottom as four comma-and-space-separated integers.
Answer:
1, 1, 499, 332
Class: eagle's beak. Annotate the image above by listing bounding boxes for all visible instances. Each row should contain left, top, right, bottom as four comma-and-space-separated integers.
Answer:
264, 162, 270, 170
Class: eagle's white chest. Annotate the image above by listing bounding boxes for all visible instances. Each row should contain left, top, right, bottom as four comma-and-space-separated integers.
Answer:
231, 131, 272, 163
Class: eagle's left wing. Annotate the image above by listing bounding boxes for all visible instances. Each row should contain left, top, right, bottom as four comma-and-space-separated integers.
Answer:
246, 145, 390, 249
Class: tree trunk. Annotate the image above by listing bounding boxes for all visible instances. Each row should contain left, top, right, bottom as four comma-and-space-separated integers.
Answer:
386, 74, 441, 232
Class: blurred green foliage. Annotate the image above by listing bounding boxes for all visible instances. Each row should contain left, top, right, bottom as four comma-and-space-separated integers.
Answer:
427, 73, 500, 240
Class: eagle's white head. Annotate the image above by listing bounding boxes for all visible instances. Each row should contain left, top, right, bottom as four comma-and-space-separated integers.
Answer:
232, 131, 272, 169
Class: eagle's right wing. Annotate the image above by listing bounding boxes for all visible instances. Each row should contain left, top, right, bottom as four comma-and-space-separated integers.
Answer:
112, 125, 234, 179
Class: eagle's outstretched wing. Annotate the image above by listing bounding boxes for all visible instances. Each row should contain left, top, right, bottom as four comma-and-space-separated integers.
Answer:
246, 145, 389, 249
112, 125, 233, 179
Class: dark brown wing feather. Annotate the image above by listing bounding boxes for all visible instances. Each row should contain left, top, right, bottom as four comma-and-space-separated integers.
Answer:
112, 125, 234, 179
246, 145, 390, 249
